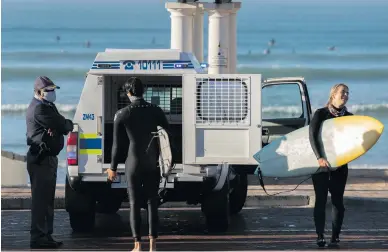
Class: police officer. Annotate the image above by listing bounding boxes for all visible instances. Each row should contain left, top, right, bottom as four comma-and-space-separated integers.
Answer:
106, 77, 170, 252
26, 76, 73, 249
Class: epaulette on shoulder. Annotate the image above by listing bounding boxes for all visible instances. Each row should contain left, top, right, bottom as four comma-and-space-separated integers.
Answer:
129, 103, 158, 108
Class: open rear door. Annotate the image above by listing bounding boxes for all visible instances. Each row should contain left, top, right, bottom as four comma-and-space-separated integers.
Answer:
182, 74, 262, 165
261, 77, 312, 146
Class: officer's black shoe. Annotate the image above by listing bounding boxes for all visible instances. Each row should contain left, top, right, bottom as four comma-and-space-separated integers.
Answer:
328, 237, 340, 248
47, 235, 63, 247
30, 240, 60, 249
317, 234, 326, 248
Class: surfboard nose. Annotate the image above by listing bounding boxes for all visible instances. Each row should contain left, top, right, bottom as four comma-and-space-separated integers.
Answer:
342, 115, 384, 135
374, 118, 384, 135
333, 115, 384, 167
364, 115, 384, 135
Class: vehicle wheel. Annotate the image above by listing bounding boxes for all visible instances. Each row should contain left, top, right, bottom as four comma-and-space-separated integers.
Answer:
65, 175, 96, 233
96, 189, 126, 214
229, 173, 248, 215
69, 211, 95, 233
201, 176, 230, 232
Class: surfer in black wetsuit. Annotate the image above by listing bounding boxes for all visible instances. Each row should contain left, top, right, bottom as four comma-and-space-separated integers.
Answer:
309, 83, 353, 248
106, 77, 169, 252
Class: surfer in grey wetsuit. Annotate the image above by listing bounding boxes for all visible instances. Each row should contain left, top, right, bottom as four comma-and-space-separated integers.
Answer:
106, 77, 169, 252
309, 83, 353, 248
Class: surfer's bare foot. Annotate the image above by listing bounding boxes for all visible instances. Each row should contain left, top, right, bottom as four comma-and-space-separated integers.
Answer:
149, 237, 156, 251
132, 241, 141, 251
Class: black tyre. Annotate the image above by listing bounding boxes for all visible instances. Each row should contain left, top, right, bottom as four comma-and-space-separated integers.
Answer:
229, 173, 248, 215
65, 175, 96, 233
69, 211, 95, 233
201, 176, 230, 232
96, 189, 125, 214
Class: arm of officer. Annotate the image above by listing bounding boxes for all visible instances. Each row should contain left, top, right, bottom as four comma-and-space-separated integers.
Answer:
110, 110, 125, 172
34, 104, 73, 134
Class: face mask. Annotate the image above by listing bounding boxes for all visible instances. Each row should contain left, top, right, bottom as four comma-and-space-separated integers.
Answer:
43, 91, 56, 103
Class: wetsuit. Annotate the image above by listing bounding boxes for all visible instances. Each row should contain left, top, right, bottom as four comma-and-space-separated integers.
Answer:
309, 106, 353, 238
110, 98, 169, 241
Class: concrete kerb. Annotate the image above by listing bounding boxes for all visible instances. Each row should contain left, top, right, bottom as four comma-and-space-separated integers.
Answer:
2, 190, 388, 210
2, 151, 388, 210
1, 194, 311, 210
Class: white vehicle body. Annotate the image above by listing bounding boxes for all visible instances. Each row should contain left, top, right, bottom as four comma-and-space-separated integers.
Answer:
65, 48, 312, 233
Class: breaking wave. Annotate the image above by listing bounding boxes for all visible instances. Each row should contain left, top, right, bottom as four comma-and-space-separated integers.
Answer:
3, 103, 388, 117
263, 103, 388, 114
1, 104, 77, 115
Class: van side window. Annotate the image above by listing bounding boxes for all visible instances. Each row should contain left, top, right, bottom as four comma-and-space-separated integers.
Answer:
262, 83, 303, 119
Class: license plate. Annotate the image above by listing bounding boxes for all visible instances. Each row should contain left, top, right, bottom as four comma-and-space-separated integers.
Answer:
112, 175, 121, 183
111, 175, 127, 188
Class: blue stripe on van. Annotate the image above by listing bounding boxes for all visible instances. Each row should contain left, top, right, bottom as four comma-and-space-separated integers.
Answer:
79, 138, 102, 149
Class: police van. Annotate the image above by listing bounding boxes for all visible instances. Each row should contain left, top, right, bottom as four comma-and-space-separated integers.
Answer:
65, 49, 312, 232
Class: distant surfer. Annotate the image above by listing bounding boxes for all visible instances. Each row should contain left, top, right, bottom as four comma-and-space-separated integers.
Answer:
56, 36, 60, 42
268, 38, 275, 46
263, 48, 270, 55
328, 46, 336, 51
85, 40, 91, 48
308, 83, 352, 248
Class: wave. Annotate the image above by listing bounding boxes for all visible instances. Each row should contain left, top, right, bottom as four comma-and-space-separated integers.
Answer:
2, 51, 98, 61
1, 66, 87, 81
3, 50, 388, 66
237, 53, 388, 63
238, 67, 388, 81
1, 104, 77, 115
263, 104, 388, 119
348, 164, 388, 169
263, 104, 388, 115
262, 104, 388, 119
2, 64, 388, 82
2, 27, 170, 33
2, 103, 388, 117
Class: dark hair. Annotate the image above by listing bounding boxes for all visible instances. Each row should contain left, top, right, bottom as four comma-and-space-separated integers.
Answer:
122, 77, 144, 97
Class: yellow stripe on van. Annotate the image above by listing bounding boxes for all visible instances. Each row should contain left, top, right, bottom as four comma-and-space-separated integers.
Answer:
80, 149, 102, 155
79, 133, 99, 139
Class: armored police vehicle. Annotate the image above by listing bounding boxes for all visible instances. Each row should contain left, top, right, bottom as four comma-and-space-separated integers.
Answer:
65, 49, 312, 232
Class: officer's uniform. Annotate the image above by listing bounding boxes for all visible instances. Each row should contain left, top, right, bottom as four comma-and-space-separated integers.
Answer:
26, 76, 73, 248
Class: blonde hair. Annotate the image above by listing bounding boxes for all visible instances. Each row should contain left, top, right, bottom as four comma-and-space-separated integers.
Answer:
325, 83, 349, 107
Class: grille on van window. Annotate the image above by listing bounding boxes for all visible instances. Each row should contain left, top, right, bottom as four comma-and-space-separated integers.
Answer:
116, 84, 182, 121
195, 78, 249, 125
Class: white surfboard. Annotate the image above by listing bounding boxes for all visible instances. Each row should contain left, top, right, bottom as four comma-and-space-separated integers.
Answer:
157, 126, 173, 177
253, 115, 384, 178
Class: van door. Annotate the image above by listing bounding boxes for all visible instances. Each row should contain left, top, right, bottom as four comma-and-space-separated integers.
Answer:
261, 77, 312, 146
182, 74, 262, 165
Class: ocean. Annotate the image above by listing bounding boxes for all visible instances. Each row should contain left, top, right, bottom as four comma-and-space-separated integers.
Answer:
2, 0, 388, 183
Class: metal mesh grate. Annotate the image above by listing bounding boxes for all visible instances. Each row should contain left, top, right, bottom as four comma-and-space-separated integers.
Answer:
143, 86, 182, 115
116, 79, 182, 122
196, 78, 250, 125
